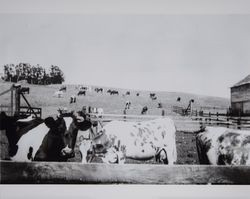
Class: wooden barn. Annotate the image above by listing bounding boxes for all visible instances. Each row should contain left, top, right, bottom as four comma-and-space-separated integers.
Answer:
231, 74, 250, 116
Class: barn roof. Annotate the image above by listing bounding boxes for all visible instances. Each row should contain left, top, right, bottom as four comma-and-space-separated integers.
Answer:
232, 74, 250, 87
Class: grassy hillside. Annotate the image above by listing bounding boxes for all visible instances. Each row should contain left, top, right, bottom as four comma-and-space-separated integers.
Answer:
0, 81, 230, 118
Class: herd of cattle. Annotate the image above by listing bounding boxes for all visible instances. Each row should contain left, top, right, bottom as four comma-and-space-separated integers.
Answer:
53, 85, 166, 118
1, 110, 250, 165
53, 85, 158, 106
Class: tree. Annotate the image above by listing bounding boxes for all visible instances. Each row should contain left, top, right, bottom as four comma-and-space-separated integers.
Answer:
2, 63, 65, 85
49, 65, 65, 84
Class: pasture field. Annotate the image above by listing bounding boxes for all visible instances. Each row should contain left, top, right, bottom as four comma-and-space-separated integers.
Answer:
0, 81, 229, 164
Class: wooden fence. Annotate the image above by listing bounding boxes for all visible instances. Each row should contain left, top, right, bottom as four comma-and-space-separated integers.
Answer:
89, 111, 250, 130
0, 105, 42, 118
1, 160, 250, 184
172, 106, 250, 130
191, 112, 250, 130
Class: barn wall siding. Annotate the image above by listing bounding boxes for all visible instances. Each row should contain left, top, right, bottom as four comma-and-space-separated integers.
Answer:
231, 84, 250, 103
244, 101, 250, 114
231, 83, 250, 114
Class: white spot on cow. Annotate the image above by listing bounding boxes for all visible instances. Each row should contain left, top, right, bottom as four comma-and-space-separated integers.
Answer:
64, 117, 73, 131
11, 123, 49, 162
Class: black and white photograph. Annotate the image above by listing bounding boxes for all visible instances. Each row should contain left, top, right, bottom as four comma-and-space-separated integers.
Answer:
1, 0, 250, 198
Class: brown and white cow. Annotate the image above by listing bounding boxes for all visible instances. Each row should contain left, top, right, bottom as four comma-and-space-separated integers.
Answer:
79, 118, 177, 164
196, 126, 250, 165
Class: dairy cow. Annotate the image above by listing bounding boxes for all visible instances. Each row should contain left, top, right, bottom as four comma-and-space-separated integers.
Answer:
196, 126, 250, 165
9, 112, 92, 162
79, 118, 177, 164
0, 112, 43, 158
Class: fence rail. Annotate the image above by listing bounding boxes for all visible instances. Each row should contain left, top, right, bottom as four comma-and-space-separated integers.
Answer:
19, 106, 42, 118
89, 112, 250, 130
1, 160, 250, 184
172, 106, 250, 130
0, 105, 42, 118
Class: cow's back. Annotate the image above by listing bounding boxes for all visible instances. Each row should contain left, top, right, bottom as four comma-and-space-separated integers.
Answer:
196, 126, 250, 165
102, 118, 177, 162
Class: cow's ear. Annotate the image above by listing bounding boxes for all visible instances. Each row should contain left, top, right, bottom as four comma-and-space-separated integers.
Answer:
44, 117, 56, 128
77, 120, 92, 131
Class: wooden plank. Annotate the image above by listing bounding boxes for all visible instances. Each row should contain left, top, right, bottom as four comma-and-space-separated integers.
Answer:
0, 88, 12, 96
1, 161, 250, 184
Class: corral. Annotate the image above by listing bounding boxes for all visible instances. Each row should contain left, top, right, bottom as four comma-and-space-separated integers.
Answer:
1, 82, 250, 184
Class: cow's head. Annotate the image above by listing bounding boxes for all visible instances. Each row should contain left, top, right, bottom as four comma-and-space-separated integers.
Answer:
83, 130, 121, 163
34, 116, 68, 161
34, 111, 93, 161
60, 111, 92, 158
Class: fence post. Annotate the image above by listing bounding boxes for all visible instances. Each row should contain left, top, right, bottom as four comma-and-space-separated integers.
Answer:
237, 118, 241, 130
199, 117, 203, 129
216, 112, 219, 126
10, 86, 14, 116
226, 112, 229, 128
237, 112, 241, 129
161, 109, 165, 116
123, 109, 127, 121
209, 112, 211, 125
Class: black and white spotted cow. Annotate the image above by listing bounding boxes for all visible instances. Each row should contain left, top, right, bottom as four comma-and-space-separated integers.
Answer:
77, 90, 86, 96
141, 106, 148, 115
196, 126, 250, 165
0, 112, 43, 159
94, 88, 103, 93
59, 86, 67, 92
126, 91, 130, 95
8, 112, 92, 162
79, 118, 177, 164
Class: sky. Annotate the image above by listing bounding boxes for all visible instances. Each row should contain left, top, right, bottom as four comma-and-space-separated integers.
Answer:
0, 14, 250, 98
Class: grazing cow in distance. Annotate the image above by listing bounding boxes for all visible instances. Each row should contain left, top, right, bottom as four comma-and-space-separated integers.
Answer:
126, 91, 130, 95
8, 111, 93, 162
77, 90, 86, 96
108, 90, 119, 95
54, 90, 64, 98
59, 86, 67, 92
158, 103, 162, 108
125, 101, 131, 110
150, 93, 156, 98
79, 118, 177, 164
95, 88, 103, 93
196, 126, 250, 165
177, 97, 181, 102
80, 86, 88, 91
141, 106, 148, 115
70, 95, 77, 104
112, 90, 119, 95
150, 93, 157, 100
